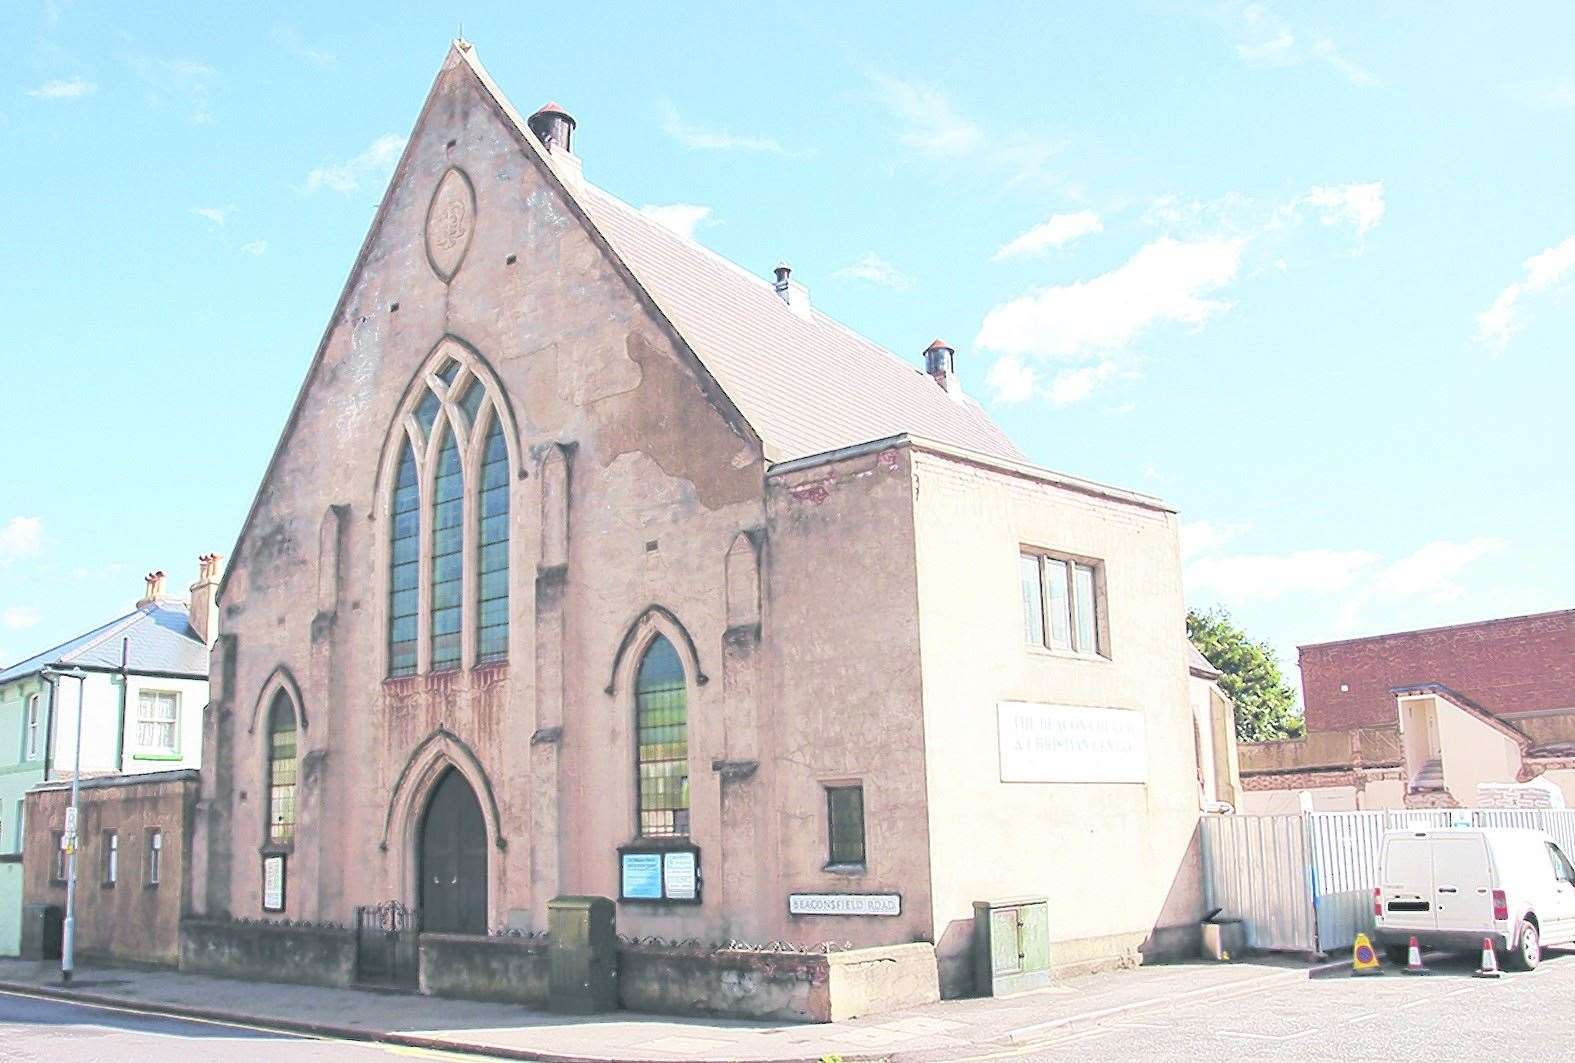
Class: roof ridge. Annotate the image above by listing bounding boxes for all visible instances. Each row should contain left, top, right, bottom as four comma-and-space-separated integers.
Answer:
57, 608, 148, 666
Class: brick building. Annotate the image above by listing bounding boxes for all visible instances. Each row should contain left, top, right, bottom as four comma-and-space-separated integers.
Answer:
187, 41, 1231, 1000
1240, 609, 1575, 812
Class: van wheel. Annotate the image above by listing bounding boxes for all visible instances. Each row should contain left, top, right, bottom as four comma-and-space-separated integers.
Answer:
1510, 921, 1540, 971
1385, 944, 1411, 966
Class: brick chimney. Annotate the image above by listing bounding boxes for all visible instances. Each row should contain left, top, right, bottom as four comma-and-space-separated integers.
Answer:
188, 553, 223, 646
136, 571, 167, 609
924, 339, 960, 395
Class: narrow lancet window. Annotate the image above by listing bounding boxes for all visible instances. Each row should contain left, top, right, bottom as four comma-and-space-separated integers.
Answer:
267, 694, 298, 846
388, 441, 420, 677
635, 636, 689, 837
476, 416, 509, 663
430, 429, 464, 670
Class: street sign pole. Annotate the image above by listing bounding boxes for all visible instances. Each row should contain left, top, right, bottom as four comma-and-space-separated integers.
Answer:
44, 667, 88, 986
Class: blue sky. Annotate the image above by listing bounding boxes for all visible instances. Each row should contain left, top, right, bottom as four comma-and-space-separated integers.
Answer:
2, 2, 1572, 700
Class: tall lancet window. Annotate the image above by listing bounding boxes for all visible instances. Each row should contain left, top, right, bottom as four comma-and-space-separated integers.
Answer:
430, 429, 464, 671
388, 442, 420, 677
635, 636, 689, 837
476, 416, 510, 664
383, 341, 515, 678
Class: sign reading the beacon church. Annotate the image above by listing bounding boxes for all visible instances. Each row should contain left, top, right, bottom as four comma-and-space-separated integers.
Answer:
619, 846, 701, 903
997, 701, 1147, 784
789, 893, 902, 916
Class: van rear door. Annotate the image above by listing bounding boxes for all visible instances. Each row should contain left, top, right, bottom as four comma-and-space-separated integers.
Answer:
1432, 834, 1494, 932
1381, 835, 1435, 930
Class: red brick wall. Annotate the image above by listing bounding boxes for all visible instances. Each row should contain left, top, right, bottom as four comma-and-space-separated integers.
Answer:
1300, 610, 1575, 732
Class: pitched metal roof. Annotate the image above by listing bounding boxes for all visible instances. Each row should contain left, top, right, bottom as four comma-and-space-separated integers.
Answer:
459, 45, 1024, 466
0, 603, 209, 685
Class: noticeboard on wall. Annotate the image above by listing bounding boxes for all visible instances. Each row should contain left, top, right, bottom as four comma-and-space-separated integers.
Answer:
262, 853, 287, 913
618, 845, 701, 904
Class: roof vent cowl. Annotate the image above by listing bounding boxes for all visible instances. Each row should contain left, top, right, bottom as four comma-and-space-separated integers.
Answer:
527, 101, 576, 155
772, 262, 813, 320
924, 339, 961, 396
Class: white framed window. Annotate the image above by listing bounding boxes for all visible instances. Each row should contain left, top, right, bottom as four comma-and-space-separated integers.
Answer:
24, 694, 40, 760
136, 691, 180, 754
1020, 550, 1106, 657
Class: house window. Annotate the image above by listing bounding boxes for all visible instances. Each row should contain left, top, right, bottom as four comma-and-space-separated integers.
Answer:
147, 829, 162, 886
1020, 550, 1105, 656
102, 830, 118, 886
24, 693, 40, 760
475, 416, 510, 664
267, 694, 298, 846
826, 785, 866, 868
635, 636, 689, 838
388, 440, 420, 677
51, 831, 66, 884
429, 429, 464, 671
136, 691, 179, 753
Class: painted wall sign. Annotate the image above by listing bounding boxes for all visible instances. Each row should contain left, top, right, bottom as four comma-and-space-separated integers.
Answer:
789, 893, 902, 916
997, 701, 1147, 784
262, 853, 287, 913
619, 846, 702, 904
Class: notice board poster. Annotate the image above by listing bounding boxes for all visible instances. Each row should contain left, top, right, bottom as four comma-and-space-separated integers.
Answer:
618, 846, 701, 903
262, 853, 287, 912
621, 852, 662, 900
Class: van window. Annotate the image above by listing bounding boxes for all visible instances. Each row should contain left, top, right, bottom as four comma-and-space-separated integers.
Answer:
1384, 838, 1431, 885
1548, 844, 1575, 884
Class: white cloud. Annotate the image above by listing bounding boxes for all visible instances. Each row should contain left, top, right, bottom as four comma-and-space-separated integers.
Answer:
1044, 362, 1121, 406
978, 236, 1244, 361
191, 205, 232, 225
869, 73, 983, 156
985, 355, 1038, 405
129, 57, 216, 124
2, 607, 40, 631
306, 133, 406, 194
1476, 234, 1575, 353
1186, 548, 1380, 603
993, 211, 1103, 260
1229, 3, 1378, 86
241, 240, 268, 256
638, 204, 712, 242
832, 252, 913, 291
658, 100, 785, 154
1180, 520, 1251, 560
0, 516, 43, 564
1374, 537, 1505, 603
1291, 182, 1385, 238
27, 77, 96, 100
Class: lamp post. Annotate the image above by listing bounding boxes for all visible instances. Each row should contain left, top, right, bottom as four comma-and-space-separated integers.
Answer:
41, 666, 87, 985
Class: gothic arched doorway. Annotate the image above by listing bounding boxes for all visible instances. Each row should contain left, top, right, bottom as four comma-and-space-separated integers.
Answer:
418, 768, 488, 934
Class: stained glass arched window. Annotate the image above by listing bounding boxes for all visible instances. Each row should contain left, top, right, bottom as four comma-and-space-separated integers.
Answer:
388, 441, 420, 677
635, 636, 688, 837
476, 417, 509, 664
267, 693, 298, 846
430, 429, 464, 671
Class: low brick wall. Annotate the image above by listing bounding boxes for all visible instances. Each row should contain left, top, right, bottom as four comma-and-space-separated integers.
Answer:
179, 918, 355, 987
419, 932, 548, 1006
616, 941, 939, 1023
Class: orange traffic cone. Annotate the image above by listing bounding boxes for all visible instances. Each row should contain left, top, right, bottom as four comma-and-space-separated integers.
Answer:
1474, 937, 1501, 979
1402, 935, 1427, 975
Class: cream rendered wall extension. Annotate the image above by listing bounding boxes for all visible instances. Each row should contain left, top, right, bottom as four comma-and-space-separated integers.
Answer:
910, 450, 1204, 989
1432, 694, 1523, 805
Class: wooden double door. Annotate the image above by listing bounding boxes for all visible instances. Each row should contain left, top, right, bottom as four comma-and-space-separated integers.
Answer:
419, 768, 488, 935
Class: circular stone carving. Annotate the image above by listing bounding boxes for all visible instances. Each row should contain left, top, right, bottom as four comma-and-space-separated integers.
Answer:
425, 168, 475, 282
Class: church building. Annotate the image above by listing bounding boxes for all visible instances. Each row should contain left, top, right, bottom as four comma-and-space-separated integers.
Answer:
191, 42, 1216, 996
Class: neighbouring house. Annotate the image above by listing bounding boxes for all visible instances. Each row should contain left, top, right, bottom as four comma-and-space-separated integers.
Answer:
21, 770, 199, 965
0, 559, 215, 955
189, 40, 1220, 1005
1187, 644, 1243, 812
1239, 609, 1575, 812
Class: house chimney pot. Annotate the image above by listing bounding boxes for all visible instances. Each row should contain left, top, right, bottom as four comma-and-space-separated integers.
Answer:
138, 571, 167, 609
924, 340, 960, 394
188, 553, 223, 646
528, 101, 576, 155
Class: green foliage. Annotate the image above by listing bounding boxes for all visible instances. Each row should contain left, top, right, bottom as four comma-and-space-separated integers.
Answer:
1187, 606, 1305, 742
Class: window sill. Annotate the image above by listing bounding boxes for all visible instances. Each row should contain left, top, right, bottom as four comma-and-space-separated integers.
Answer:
823, 862, 867, 877
145, 881, 160, 890
260, 841, 295, 856
1024, 644, 1110, 664
131, 752, 183, 762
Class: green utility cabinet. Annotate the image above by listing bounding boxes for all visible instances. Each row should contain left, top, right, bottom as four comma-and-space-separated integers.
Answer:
547, 895, 618, 1013
973, 896, 1051, 995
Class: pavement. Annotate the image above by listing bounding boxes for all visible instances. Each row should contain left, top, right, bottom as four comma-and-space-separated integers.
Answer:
0, 955, 1318, 1063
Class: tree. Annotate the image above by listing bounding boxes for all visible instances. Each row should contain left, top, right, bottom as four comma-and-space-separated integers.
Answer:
1186, 606, 1305, 742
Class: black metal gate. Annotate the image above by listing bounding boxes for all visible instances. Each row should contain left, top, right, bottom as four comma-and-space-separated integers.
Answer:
354, 900, 419, 988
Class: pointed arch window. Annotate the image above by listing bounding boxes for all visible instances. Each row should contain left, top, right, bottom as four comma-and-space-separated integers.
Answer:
267, 693, 298, 846
430, 429, 464, 671
476, 416, 509, 664
388, 441, 420, 677
635, 636, 689, 837
383, 342, 514, 678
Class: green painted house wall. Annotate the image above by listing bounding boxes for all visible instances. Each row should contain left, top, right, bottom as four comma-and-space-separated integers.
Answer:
0, 674, 49, 956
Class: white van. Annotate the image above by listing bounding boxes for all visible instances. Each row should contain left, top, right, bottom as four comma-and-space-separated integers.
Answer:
1375, 828, 1575, 970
